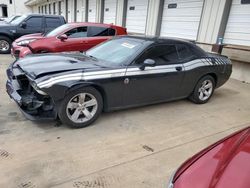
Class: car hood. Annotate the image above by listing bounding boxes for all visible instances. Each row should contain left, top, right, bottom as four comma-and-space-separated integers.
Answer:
15, 33, 43, 43
0, 22, 15, 28
173, 127, 250, 188
16, 53, 102, 79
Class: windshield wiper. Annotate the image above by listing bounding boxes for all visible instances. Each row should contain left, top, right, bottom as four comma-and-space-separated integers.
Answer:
86, 54, 98, 61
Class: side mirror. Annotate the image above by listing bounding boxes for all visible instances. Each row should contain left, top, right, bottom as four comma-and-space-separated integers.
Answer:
140, 59, 156, 70
20, 22, 27, 29
58, 34, 68, 41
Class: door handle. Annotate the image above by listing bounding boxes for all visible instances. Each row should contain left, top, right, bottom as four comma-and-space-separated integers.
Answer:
82, 41, 88, 44
175, 66, 182, 71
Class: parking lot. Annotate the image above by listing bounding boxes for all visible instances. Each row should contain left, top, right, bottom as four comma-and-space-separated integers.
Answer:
0, 54, 249, 188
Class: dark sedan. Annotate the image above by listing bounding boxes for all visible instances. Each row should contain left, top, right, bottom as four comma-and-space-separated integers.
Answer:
6, 36, 232, 128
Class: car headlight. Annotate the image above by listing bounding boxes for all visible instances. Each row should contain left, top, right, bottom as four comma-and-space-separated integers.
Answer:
16, 39, 36, 46
30, 81, 47, 95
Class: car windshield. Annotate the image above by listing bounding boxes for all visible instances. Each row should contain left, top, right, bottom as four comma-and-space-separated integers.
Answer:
10, 15, 27, 25
85, 38, 143, 66
5, 15, 18, 23
45, 24, 71, 37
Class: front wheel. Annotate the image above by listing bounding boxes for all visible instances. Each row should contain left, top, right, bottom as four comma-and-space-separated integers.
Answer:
189, 75, 215, 104
58, 87, 103, 128
0, 36, 12, 54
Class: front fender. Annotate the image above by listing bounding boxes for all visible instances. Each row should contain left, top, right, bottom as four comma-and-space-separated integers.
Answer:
42, 81, 105, 108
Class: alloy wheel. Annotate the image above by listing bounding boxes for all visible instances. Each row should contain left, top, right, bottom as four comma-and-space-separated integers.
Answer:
66, 93, 98, 123
0, 40, 9, 52
198, 80, 213, 101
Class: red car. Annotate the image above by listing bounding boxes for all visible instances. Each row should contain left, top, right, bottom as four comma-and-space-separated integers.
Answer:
168, 126, 250, 188
12, 22, 127, 58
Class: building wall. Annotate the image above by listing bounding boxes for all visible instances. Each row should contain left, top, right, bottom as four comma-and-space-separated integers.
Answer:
0, 0, 32, 17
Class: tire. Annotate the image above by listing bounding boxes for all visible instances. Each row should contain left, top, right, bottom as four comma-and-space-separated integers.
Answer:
0, 36, 12, 54
58, 87, 103, 128
189, 75, 215, 104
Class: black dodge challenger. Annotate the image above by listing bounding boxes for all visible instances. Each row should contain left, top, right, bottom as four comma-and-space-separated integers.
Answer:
6, 36, 232, 128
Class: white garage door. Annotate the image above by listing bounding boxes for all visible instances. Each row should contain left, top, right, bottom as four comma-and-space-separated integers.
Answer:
60, 1, 66, 18
224, 0, 250, 46
126, 0, 149, 34
67, 0, 74, 22
88, 0, 97, 22
104, 0, 117, 24
160, 0, 204, 40
76, 0, 86, 22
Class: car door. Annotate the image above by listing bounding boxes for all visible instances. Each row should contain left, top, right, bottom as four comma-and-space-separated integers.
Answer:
85, 26, 114, 50
56, 26, 88, 52
123, 44, 185, 107
16, 16, 44, 38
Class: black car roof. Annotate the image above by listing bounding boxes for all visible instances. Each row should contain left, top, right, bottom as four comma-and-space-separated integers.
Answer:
118, 35, 206, 56
119, 35, 195, 45
25, 13, 64, 18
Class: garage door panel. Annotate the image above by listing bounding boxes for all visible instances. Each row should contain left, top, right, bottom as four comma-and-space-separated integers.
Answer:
224, 33, 250, 41
223, 38, 250, 46
88, 0, 97, 22
162, 17, 200, 22
104, 0, 117, 24
230, 4, 250, 13
226, 25, 250, 33
161, 28, 199, 36
161, 23, 200, 30
231, 0, 242, 4
165, 7, 203, 17
161, 32, 197, 40
160, 0, 204, 40
127, 13, 148, 17
126, 0, 149, 34
227, 16, 250, 23
77, 0, 85, 22
224, 0, 250, 46
67, 0, 74, 22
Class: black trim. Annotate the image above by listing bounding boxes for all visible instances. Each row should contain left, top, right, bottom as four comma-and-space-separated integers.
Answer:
156, 0, 165, 36
65, 0, 68, 22
74, 0, 77, 21
122, 0, 128, 27
86, 0, 89, 22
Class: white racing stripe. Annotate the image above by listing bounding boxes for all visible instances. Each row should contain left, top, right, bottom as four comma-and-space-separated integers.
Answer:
37, 58, 224, 88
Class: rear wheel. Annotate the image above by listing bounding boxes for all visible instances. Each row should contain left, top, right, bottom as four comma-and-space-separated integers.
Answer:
58, 87, 103, 128
189, 75, 215, 104
0, 36, 12, 54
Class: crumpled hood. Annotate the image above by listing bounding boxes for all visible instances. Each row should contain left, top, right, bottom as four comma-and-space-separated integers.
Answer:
15, 33, 43, 43
16, 53, 101, 79
174, 127, 250, 188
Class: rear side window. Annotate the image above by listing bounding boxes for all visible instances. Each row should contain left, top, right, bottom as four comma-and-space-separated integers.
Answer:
87, 26, 116, 37
65, 27, 88, 38
45, 17, 62, 28
176, 44, 195, 60
108, 28, 116, 36
137, 45, 179, 65
26, 17, 43, 29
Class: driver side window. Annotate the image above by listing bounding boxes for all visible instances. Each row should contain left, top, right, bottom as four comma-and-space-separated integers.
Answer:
25, 17, 43, 30
65, 27, 88, 38
136, 45, 179, 65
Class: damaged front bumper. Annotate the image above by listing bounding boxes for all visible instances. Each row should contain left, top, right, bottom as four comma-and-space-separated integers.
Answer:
6, 66, 56, 120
